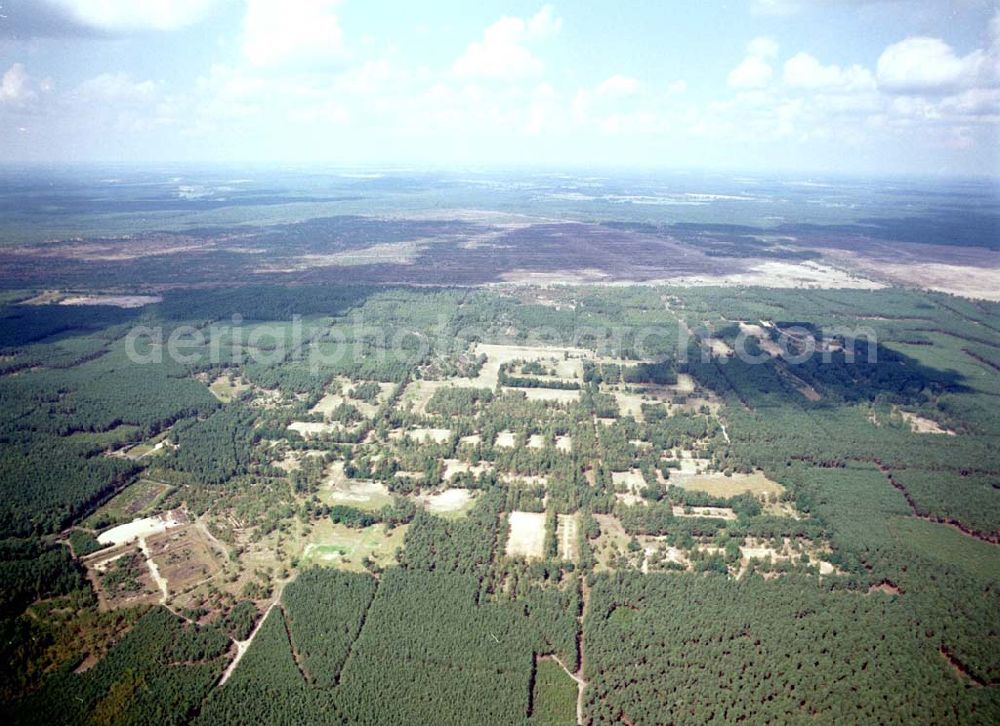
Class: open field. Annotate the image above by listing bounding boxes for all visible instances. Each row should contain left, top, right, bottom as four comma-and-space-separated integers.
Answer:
209, 374, 250, 403
668, 260, 885, 291
146, 524, 223, 598
557, 514, 578, 562
592, 514, 630, 572
300, 520, 409, 571
324, 470, 393, 512
416, 488, 478, 518
506, 511, 547, 559
468, 343, 589, 388
495, 430, 517, 448
404, 427, 452, 444
612, 470, 646, 494
83, 479, 171, 528
673, 471, 784, 498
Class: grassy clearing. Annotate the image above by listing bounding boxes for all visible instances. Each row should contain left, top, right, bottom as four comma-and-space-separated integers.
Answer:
324, 464, 394, 512
592, 514, 630, 572
674, 471, 784, 498
83, 479, 172, 528
300, 520, 408, 572
532, 658, 577, 725
469, 342, 589, 389
509, 387, 581, 404
147, 524, 223, 597
209, 374, 250, 403
66, 424, 141, 448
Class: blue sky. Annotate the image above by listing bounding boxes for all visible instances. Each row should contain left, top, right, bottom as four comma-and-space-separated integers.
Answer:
0, 0, 997, 175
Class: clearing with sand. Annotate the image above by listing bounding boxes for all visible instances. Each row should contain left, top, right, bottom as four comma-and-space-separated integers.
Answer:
506, 511, 547, 559
674, 470, 784, 498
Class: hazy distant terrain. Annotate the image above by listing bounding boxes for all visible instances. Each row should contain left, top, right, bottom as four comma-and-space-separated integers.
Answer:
0, 169, 996, 297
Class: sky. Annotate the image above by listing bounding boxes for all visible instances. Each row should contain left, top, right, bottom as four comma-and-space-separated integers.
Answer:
0, 0, 997, 176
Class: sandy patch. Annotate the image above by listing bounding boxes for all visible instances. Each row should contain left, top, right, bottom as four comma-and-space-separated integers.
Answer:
405, 427, 452, 444
418, 488, 477, 515
97, 512, 182, 547
669, 260, 884, 291
527, 434, 546, 449
502, 387, 581, 404
677, 457, 713, 475
738, 322, 783, 357
60, 294, 162, 308
614, 392, 646, 421
705, 338, 733, 357
288, 421, 344, 438
672, 505, 737, 520
557, 514, 578, 562
468, 343, 590, 389
459, 434, 482, 446
495, 430, 517, 448
441, 459, 492, 481
612, 469, 646, 494
555, 435, 572, 453
506, 511, 547, 559
328, 480, 392, 510
899, 410, 955, 435
399, 379, 453, 415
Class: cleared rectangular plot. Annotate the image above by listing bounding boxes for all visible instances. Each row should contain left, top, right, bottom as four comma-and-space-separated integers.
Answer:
557, 513, 578, 562
506, 511, 547, 559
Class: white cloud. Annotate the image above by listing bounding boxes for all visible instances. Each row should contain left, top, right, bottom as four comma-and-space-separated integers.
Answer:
0, 64, 31, 105
0, 63, 50, 107
783, 53, 875, 92
728, 56, 773, 89
75, 73, 158, 102
242, 0, 346, 68
527, 5, 562, 36
667, 80, 688, 93
876, 36, 993, 95
47, 0, 226, 32
747, 36, 779, 60
750, 0, 800, 16
727, 37, 779, 90
596, 74, 641, 96
453, 6, 561, 81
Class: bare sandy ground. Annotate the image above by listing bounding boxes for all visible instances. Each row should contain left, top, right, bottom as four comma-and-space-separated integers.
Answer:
822, 242, 1000, 301
557, 514, 578, 562
418, 488, 477, 514
506, 511, 547, 559
404, 428, 452, 444
899, 410, 956, 435
495, 431, 517, 448
97, 512, 182, 547
654, 261, 885, 290
672, 505, 737, 521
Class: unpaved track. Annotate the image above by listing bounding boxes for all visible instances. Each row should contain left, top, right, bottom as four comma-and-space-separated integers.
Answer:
551, 654, 587, 725
138, 537, 168, 603
218, 600, 279, 686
